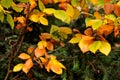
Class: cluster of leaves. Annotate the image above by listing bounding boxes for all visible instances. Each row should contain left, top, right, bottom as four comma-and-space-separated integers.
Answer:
0, 0, 120, 79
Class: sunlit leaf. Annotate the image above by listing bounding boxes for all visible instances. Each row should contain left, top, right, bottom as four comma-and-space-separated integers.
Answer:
0, 4, 4, 12
29, 0, 37, 11
1, 0, 13, 9
105, 14, 116, 22
58, 2, 67, 10
38, 0, 45, 11
0, 12, 4, 22
89, 41, 102, 53
71, 8, 80, 20
114, 4, 120, 17
37, 41, 47, 49
35, 47, 46, 58
97, 25, 114, 36
22, 58, 33, 74
11, 2, 23, 12
40, 33, 51, 40
78, 36, 94, 53
7, 14, 14, 29
99, 41, 111, 56
16, 0, 29, 3
66, 4, 74, 18
39, 17, 48, 25
18, 53, 31, 60
91, 0, 104, 6
43, 8, 55, 15
13, 63, 24, 72
29, 14, 38, 22
60, 27, 72, 34
53, 10, 70, 24
69, 34, 82, 43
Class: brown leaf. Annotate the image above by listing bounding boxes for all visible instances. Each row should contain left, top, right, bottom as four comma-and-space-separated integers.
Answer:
114, 4, 120, 17
104, 3, 114, 14
84, 28, 93, 36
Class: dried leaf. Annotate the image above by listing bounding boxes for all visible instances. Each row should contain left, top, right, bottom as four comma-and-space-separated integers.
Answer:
22, 58, 33, 74
13, 63, 24, 72
18, 53, 31, 60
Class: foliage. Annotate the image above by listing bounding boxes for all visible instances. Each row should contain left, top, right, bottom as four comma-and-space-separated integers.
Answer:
0, 0, 120, 80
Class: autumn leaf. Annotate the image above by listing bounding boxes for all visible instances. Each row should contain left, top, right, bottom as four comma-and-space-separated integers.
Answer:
78, 35, 94, 53
47, 42, 54, 51
37, 41, 47, 49
39, 16, 48, 25
66, 4, 74, 18
34, 47, 46, 58
89, 41, 102, 53
60, 27, 72, 34
43, 8, 55, 15
94, 11, 102, 19
13, 63, 24, 72
69, 33, 82, 43
114, 4, 120, 17
29, 0, 37, 11
59, 2, 67, 10
18, 53, 31, 60
104, 3, 114, 15
40, 33, 51, 40
38, 0, 45, 11
27, 46, 35, 54
99, 41, 111, 56
22, 58, 33, 74
84, 28, 93, 36
45, 55, 66, 74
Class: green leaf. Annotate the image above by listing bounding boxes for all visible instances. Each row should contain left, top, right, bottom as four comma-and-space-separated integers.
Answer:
50, 25, 60, 41
16, 0, 29, 3
89, 41, 102, 53
92, 19, 103, 30
0, 12, 4, 22
7, 14, 14, 29
11, 3, 23, 12
53, 10, 71, 24
99, 41, 111, 56
38, 0, 45, 11
13, 63, 24, 72
1, 0, 13, 9
105, 14, 116, 22
71, 0, 79, 7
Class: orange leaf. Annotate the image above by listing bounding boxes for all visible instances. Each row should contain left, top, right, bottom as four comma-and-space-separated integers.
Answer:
27, 27, 33, 32
78, 36, 94, 53
84, 28, 93, 36
114, 26, 120, 37
94, 11, 102, 19
47, 42, 54, 50
27, 46, 35, 54
35, 48, 46, 58
97, 25, 114, 36
104, 0, 111, 3
22, 58, 33, 74
40, 33, 51, 40
29, 0, 37, 11
114, 4, 120, 17
59, 2, 67, 10
18, 53, 31, 60
104, 3, 114, 14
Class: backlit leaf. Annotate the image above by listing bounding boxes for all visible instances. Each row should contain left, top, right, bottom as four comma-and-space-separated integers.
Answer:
69, 34, 82, 43
71, 8, 80, 20
53, 10, 70, 24
1, 0, 13, 9
78, 36, 94, 53
105, 14, 116, 22
94, 11, 102, 19
89, 41, 102, 53
37, 41, 47, 49
66, 4, 74, 18
99, 41, 111, 56
47, 42, 54, 51
18, 53, 31, 60
60, 27, 72, 34
35, 47, 46, 57
22, 58, 33, 74
13, 63, 24, 72
7, 14, 14, 29
39, 17, 48, 25
43, 8, 55, 15
0, 4, 4, 12
38, 0, 45, 11
29, 14, 38, 22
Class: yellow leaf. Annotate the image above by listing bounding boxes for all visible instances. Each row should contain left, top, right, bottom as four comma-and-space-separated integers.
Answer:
91, 0, 98, 5
71, 8, 80, 20
69, 34, 82, 43
99, 41, 111, 56
39, 16, 48, 25
43, 8, 55, 15
18, 53, 31, 60
89, 41, 102, 53
13, 63, 24, 72
22, 58, 33, 74
94, 11, 102, 19
66, 4, 74, 18
78, 36, 94, 53
29, 14, 38, 22
38, 0, 45, 11
60, 27, 72, 34
17, 16, 26, 24
0, 4, 4, 12
37, 41, 47, 49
